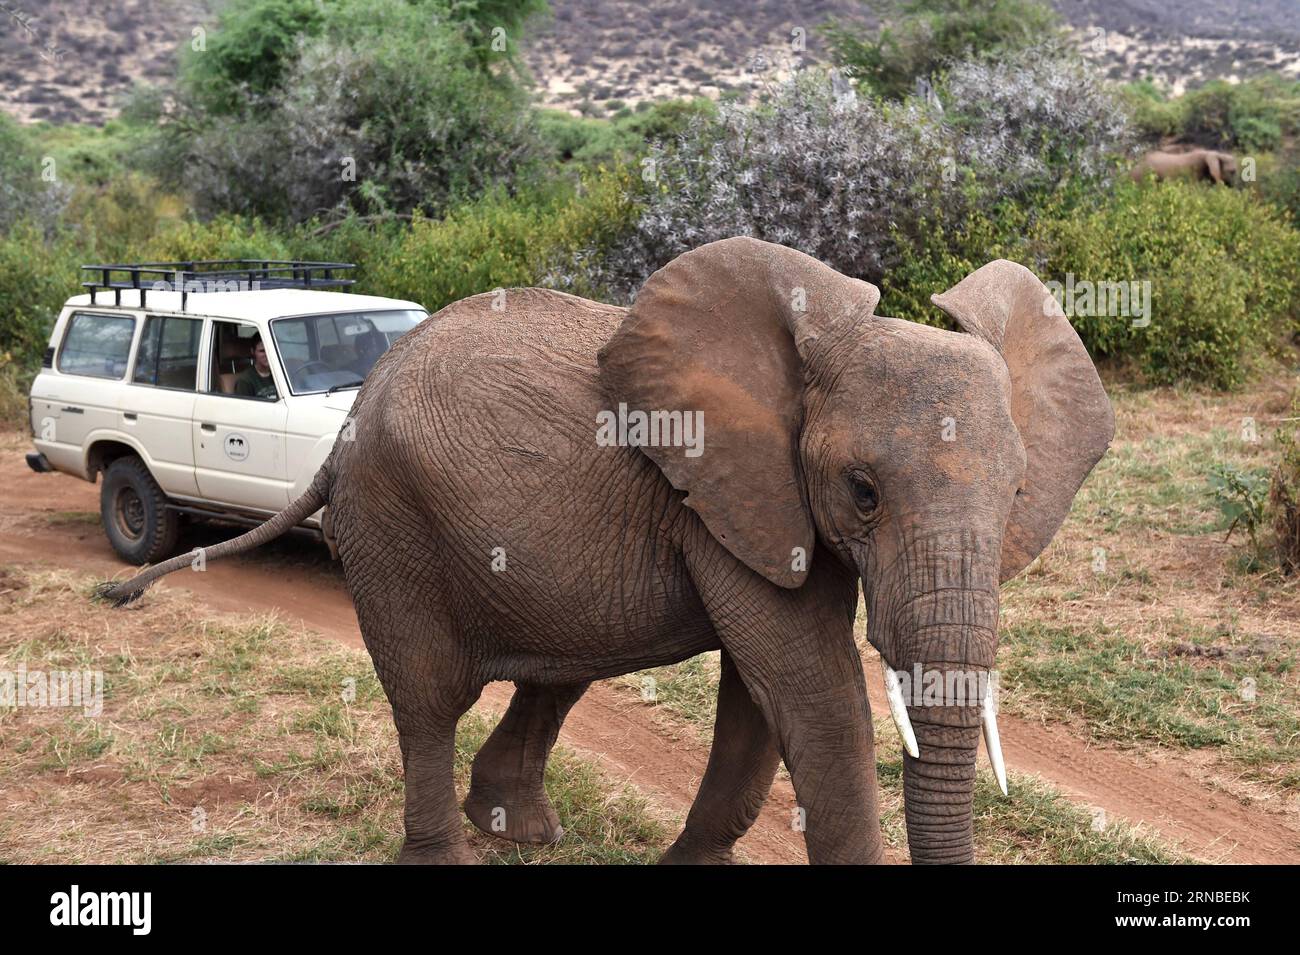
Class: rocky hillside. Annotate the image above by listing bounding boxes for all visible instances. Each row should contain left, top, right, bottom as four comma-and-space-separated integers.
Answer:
2, 0, 1298, 124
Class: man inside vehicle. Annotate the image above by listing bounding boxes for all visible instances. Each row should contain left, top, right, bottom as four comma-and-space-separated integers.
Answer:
235, 334, 278, 400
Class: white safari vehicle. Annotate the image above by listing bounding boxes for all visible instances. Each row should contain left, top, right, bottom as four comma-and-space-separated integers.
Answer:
26, 261, 426, 563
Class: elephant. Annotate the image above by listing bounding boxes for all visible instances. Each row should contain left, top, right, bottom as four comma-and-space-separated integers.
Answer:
1131, 148, 1239, 185
100, 237, 1114, 864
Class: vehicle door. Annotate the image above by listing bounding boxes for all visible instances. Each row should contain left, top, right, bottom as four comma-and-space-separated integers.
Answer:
31, 310, 138, 475
119, 313, 203, 497
191, 320, 289, 512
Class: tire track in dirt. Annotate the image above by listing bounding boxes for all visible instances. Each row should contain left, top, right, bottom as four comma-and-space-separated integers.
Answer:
993, 719, 1300, 864
4, 454, 1297, 863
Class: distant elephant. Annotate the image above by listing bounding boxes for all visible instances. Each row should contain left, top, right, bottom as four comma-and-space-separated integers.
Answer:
1131, 148, 1239, 185
102, 237, 1114, 865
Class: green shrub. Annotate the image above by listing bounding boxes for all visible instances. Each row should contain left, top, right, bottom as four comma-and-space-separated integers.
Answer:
1208, 462, 1271, 552
0, 113, 68, 232
22, 120, 144, 189
537, 99, 717, 166
179, 0, 327, 115
0, 221, 81, 361
1255, 150, 1300, 224
147, 0, 547, 223
879, 199, 1035, 324
137, 216, 294, 264
1122, 77, 1300, 153
822, 0, 1062, 100
372, 166, 638, 312
1180, 79, 1295, 153
1118, 81, 1187, 141
1041, 181, 1300, 388
61, 172, 182, 260
0, 359, 35, 430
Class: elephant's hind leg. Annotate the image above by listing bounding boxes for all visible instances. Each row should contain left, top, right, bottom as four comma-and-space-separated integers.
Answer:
464, 681, 589, 844
660, 651, 782, 864
395, 710, 478, 865
353, 592, 483, 864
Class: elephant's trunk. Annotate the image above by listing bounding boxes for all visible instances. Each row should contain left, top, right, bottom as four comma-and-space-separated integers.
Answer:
863, 528, 1004, 863
902, 690, 983, 864
882, 581, 1000, 864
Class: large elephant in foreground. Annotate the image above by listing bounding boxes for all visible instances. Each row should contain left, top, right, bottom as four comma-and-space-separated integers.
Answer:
102, 237, 1114, 864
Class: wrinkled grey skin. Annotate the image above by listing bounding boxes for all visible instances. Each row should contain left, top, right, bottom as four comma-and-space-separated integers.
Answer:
103, 237, 1113, 864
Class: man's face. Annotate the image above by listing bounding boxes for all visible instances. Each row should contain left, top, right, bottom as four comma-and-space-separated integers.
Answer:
252, 341, 269, 373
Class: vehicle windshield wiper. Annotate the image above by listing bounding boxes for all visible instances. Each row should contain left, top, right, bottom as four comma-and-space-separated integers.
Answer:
326, 379, 365, 395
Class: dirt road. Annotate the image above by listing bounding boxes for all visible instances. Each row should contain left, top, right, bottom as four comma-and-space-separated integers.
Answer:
3, 441, 1297, 864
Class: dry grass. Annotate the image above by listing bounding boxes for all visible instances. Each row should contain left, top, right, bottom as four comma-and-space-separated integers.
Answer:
999, 376, 1300, 802
0, 567, 667, 864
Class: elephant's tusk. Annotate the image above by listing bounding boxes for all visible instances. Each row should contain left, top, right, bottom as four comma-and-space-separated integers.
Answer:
880, 661, 920, 759
981, 678, 1009, 797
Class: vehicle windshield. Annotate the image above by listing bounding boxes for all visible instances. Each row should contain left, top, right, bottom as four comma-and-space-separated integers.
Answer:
270, 309, 424, 395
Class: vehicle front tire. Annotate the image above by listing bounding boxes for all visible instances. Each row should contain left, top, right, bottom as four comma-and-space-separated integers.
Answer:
101, 456, 180, 565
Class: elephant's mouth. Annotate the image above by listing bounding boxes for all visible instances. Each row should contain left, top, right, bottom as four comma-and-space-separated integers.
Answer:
875, 654, 1008, 864
881, 659, 1007, 795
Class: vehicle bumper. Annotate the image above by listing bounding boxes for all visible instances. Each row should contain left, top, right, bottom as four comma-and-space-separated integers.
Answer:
26, 452, 53, 473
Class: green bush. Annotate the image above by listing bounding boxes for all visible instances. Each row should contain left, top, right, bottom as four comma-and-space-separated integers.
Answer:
537, 99, 717, 165
0, 113, 67, 232
879, 198, 1038, 325
22, 120, 144, 189
0, 221, 82, 362
1255, 150, 1300, 224
371, 166, 638, 312
0, 206, 297, 370
1180, 79, 1295, 153
61, 172, 182, 260
1208, 462, 1272, 551
179, 0, 326, 114
137, 216, 295, 264
1041, 181, 1300, 388
1118, 81, 1186, 141
146, 0, 548, 223
822, 0, 1061, 100
1122, 77, 1300, 153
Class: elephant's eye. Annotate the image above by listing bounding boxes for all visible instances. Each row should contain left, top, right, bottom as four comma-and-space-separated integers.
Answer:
849, 473, 880, 515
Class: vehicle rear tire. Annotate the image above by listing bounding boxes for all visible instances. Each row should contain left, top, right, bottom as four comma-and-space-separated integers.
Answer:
101, 456, 180, 565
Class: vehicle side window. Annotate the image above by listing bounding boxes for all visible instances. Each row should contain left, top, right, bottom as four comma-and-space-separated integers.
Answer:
209, 320, 278, 400
57, 312, 136, 379
132, 316, 201, 389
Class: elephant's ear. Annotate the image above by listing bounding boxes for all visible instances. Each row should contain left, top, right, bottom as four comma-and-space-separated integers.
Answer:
931, 260, 1114, 582
598, 236, 878, 588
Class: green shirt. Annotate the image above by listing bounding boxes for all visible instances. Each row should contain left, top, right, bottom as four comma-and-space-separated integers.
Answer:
235, 366, 278, 400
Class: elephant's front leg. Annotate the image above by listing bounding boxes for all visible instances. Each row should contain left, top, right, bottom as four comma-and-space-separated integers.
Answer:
692, 557, 884, 864
660, 649, 782, 864
464, 681, 589, 844
739, 631, 884, 864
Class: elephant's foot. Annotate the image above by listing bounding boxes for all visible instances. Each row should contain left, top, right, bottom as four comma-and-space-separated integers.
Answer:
464, 783, 564, 845
658, 833, 738, 865
395, 839, 479, 865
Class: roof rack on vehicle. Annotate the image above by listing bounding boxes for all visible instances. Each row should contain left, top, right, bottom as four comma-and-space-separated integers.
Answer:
80, 260, 357, 312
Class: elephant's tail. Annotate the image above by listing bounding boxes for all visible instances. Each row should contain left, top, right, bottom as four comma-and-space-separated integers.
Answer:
95, 464, 333, 608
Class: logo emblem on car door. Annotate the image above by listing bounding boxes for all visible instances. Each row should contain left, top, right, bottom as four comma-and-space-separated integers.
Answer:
223, 432, 249, 462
